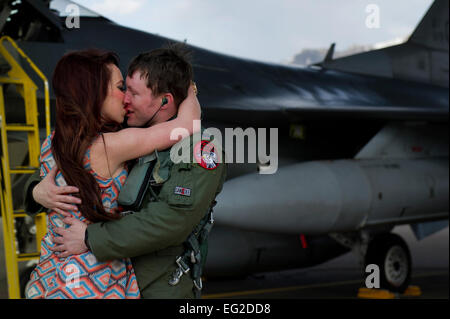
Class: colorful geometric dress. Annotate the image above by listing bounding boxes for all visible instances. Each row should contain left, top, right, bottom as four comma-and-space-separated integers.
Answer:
25, 133, 141, 299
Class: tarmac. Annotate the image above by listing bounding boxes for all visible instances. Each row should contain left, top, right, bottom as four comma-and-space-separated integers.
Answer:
0, 219, 448, 299
201, 267, 448, 299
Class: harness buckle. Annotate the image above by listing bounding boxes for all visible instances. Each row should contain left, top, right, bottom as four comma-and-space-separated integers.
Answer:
176, 256, 190, 274
168, 256, 191, 286
168, 268, 183, 286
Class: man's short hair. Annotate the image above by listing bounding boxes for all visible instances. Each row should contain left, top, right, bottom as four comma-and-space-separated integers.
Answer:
127, 42, 193, 106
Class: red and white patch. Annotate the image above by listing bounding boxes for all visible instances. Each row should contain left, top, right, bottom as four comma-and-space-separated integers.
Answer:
194, 140, 219, 170
174, 186, 191, 196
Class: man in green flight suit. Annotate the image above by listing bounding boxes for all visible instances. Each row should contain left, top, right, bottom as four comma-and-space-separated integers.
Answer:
23, 45, 227, 298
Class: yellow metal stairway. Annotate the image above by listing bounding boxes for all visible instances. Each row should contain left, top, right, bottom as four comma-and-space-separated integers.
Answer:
0, 36, 50, 299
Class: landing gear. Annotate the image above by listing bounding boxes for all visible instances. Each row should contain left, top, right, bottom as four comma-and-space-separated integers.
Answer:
330, 231, 413, 294
365, 233, 412, 293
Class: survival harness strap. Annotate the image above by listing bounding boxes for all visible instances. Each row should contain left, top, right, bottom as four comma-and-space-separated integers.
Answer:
169, 200, 217, 297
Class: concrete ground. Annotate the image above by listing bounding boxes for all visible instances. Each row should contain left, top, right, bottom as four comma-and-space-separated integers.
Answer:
202, 224, 448, 299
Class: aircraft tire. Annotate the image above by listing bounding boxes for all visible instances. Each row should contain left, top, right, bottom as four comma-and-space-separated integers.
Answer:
365, 233, 412, 293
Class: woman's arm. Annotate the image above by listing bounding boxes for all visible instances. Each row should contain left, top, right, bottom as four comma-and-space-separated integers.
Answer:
104, 85, 201, 170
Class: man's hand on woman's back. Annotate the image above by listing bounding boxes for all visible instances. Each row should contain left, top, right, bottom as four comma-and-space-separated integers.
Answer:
32, 166, 81, 217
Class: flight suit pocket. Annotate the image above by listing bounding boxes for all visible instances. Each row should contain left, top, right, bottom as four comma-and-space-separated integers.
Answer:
166, 166, 195, 208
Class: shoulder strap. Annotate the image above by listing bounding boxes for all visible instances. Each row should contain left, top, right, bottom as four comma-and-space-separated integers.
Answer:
100, 133, 113, 179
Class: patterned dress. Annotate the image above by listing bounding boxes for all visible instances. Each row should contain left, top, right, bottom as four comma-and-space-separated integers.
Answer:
25, 133, 141, 299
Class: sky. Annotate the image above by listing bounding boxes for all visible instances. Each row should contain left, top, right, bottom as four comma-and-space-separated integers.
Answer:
72, 0, 434, 64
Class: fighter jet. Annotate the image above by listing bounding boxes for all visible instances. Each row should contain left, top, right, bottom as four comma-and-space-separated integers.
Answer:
0, 0, 448, 294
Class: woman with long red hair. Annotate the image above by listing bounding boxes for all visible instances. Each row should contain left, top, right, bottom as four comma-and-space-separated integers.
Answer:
25, 49, 200, 299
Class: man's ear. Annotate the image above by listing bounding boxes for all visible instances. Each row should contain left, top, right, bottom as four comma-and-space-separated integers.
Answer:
161, 93, 174, 109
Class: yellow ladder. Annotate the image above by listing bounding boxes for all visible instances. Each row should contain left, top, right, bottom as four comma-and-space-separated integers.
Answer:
0, 36, 50, 299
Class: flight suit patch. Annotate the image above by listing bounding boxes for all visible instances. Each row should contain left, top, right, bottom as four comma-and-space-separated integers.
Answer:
174, 186, 191, 197
167, 181, 194, 208
194, 140, 220, 170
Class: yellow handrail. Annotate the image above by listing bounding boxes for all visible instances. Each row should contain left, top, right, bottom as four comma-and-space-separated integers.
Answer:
0, 35, 49, 298
0, 85, 20, 299
0, 36, 50, 136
